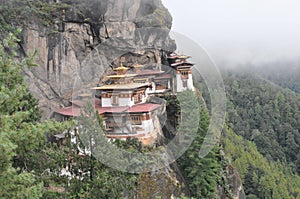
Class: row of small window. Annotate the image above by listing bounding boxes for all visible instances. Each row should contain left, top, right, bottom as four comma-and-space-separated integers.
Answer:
106, 116, 142, 126
131, 116, 142, 125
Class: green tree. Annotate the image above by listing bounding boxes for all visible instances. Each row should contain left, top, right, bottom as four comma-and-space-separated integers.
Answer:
0, 32, 68, 198
177, 92, 223, 198
0, 31, 43, 198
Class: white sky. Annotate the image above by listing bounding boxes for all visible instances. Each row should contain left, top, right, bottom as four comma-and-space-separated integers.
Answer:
162, 0, 300, 66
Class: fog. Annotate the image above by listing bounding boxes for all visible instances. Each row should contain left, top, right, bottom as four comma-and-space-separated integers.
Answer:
162, 0, 300, 67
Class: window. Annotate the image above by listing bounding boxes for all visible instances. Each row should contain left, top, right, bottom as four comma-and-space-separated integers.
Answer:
111, 94, 119, 105
181, 71, 188, 76
180, 70, 189, 80
134, 93, 143, 103
130, 115, 142, 125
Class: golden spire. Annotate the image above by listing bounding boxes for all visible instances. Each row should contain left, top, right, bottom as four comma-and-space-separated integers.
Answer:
113, 62, 129, 75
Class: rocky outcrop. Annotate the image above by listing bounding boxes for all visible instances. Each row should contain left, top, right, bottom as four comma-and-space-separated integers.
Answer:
218, 164, 246, 199
137, 165, 182, 199
19, 0, 175, 119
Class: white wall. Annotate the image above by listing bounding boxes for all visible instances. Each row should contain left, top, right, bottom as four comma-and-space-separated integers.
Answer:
102, 98, 112, 107
176, 74, 194, 92
187, 74, 195, 91
119, 97, 134, 107
176, 74, 184, 92
132, 119, 154, 135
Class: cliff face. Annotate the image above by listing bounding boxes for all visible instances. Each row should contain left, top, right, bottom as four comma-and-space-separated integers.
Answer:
20, 0, 175, 119
218, 164, 246, 199
14, 1, 247, 197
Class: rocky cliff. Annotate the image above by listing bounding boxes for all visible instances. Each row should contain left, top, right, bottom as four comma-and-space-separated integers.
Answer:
17, 0, 175, 119
218, 164, 246, 199
3, 1, 247, 197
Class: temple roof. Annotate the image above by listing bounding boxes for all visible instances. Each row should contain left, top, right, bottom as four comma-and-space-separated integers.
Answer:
171, 61, 194, 67
92, 82, 150, 90
113, 65, 130, 71
168, 54, 191, 59
177, 65, 194, 69
106, 74, 136, 78
126, 103, 161, 113
54, 107, 81, 117
55, 103, 161, 117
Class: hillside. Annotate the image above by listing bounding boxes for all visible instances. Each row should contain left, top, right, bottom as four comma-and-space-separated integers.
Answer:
0, 0, 175, 119
1, 1, 300, 198
224, 71, 300, 169
222, 69, 300, 198
0, 1, 241, 198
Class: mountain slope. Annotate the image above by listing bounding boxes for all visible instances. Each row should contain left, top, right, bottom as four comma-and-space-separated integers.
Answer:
223, 127, 300, 198
224, 71, 300, 173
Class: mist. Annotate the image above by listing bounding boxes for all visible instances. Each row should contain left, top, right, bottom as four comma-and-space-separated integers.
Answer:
162, 0, 300, 68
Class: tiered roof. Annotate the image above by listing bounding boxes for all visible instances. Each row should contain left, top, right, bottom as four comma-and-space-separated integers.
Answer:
91, 82, 150, 91
55, 101, 161, 117
168, 53, 194, 69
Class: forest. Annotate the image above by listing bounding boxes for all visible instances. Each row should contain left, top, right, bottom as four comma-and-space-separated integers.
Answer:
1, 32, 300, 198
222, 66, 300, 198
1, 1, 300, 198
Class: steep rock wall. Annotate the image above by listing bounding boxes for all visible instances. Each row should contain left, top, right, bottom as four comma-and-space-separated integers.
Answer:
20, 0, 175, 119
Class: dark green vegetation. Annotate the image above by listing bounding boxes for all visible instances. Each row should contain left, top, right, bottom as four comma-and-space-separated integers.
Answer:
231, 62, 300, 94
223, 127, 300, 198
2, 33, 300, 198
258, 63, 300, 94
0, 32, 67, 198
176, 93, 227, 198
0, 32, 138, 198
225, 71, 300, 172
223, 68, 300, 198
2, 1, 300, 198
0, 0, 69, 37
0, 33, 228, 197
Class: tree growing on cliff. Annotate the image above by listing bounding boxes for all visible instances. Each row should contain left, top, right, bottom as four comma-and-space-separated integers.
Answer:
0, 31, 68, 198
176, 91, 223, 198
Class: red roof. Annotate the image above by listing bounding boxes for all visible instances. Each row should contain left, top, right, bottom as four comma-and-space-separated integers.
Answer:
55, 101, 161, 116
55, 107, 81, 117
55, 106, 129, 117
95, 106, 129, 114
127, 103, 161, 113
171, 60, 190, 66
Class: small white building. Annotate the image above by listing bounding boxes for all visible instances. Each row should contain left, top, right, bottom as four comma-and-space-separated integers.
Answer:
168, 54, 195, 92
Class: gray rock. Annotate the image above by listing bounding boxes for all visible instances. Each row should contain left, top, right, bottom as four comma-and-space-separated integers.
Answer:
19, 0, 176, 119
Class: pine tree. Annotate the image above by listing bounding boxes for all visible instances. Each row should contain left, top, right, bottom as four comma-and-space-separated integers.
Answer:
0, 31, 68, 198
176, 91, 222, 198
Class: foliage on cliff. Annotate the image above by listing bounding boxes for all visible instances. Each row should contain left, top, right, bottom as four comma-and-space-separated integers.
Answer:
225, 72, 300, 173
174, 91, 231, 198
223, 127, 300, 198
0, 0, 69, 36
0, 31, 69, 198
222, 68, 300, 198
